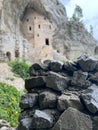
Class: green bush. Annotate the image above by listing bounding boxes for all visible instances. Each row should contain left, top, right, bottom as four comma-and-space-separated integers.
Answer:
9, 60, 30, 80
0, 82, 21, 127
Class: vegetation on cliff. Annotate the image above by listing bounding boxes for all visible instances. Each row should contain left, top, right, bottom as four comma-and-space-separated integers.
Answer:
9, 60, 30, 80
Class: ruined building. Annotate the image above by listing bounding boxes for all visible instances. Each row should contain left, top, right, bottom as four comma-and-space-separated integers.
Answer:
0, 0, 98, 63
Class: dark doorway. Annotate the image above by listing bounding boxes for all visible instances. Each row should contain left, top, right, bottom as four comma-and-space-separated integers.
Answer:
15, 50, 19, 58
6, 52, 11, 61
45, 39, 49, 45
29, 26, 32, 31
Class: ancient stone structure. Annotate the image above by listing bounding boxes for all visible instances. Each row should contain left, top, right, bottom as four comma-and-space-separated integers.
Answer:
17, 54, 98, 130
0, 0, 98, 63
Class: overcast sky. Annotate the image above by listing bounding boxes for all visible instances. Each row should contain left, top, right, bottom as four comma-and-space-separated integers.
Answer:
60, 0, 98, 40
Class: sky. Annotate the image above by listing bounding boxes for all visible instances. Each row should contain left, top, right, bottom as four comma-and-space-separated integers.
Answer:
60, 0, 98, 40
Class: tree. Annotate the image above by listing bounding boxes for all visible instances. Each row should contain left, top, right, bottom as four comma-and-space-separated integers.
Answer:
72, 5, 83, 22
90, 25, 93, 35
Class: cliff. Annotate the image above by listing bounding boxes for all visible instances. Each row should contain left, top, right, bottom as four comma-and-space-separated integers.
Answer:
0, 0, 97, 63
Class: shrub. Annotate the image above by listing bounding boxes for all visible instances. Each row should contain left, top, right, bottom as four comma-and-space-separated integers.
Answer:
0, 82, 21, 127
9, 60, 30, 80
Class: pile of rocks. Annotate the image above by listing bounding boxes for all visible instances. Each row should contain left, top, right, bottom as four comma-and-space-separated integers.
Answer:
17, 54, 98, 130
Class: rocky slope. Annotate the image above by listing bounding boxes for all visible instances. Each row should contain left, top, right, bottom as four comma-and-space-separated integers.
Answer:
0, 63, 24, 91
17, 54, 98, 130
0, 0, 97, 62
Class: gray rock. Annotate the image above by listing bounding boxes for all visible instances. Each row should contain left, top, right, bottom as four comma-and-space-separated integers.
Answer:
77, 54, 97, 72
49, 61, 63, 72
93, 116, 98, 130
0, 120, 10, 128
57, 93, 83, 112
39, 91, 57, 109
29, 63, 43, 76
0, 127, 13, 130
63, 61, 78, 75
31, 110, 54, 129
25, 76, 45, 90
42, 109, 60, 123
80, 84, 98, 113
19, 118, 32, 130
0, 120, 14, 130
45, 72, 69, 92
51, 107, 92, 130
20, 93, 38, 109
89, 72, 98, 84
71, 70, 91, 88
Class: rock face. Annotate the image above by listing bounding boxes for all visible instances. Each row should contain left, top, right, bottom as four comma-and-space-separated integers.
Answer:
18, 55, 98, 130
52, 107, 92, 130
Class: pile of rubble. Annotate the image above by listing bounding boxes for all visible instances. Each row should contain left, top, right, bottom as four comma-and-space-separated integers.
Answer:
17, 54, 98, 130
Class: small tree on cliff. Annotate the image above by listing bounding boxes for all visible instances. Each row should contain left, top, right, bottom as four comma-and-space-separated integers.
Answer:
72, 5, 83, 22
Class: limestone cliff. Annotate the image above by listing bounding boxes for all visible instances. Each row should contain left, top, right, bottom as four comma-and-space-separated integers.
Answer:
0, 0, 97, 63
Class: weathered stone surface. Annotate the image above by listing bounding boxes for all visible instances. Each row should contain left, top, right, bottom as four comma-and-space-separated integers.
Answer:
89, 72, 98, 84
63, 61, 78, 75
20, 93, 38, 109
39, 91, 57, 109
71, 70, 91, 88
19, 118, 32, 130
31, 110, 54, 129
29, 63, 48, 76
49, 61, 63, 72
77, 54, 97, 72
51, 107, 92, 130
42, 109, 60, 123
0, 120, 10, 128
25, 76, 45, 90
93, 116, 98, 130
45, 72, 69, 92
80, 84, 98, 113
0, 120, 14, 130
57, 93, 83, 112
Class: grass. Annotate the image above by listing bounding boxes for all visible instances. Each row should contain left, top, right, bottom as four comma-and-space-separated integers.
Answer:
0, 82, 21, 127
9, 60, 30, 80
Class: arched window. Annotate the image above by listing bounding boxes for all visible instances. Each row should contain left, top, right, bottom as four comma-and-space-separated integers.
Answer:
6, 52, 11, 61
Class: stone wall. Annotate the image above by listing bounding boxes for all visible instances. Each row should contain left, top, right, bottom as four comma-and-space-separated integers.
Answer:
17, 54, 98, 130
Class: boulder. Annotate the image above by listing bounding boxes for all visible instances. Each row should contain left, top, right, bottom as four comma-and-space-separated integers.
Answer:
77, 54, 97, 72
39, 91, 57, 109
63, 61, 78, 75
80, 84, 98, 113
57, 92, 83, 112
20, 93, 38, 109
29, 63, 47, 76
89, 72, 98, 84
71, 70, 91, 88
93, 116, 98, 130
31, 110, 54, 129
18, 118, 32, 130
48, 61, 63, 72
42, 109, 60, 123
51, 107, 92, 130
45, 72, 69, 92
25, 76, 45, 90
